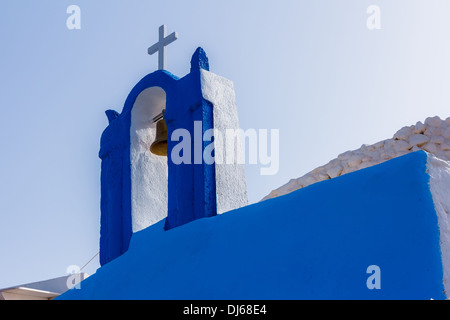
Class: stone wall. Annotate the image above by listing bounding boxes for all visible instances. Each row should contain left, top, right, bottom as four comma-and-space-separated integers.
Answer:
262, 116, 450, 201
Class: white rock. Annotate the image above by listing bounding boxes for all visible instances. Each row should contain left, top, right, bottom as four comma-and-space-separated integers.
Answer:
347, 155, 362, 168
372, 141, 385, 149
311, 166, 326, 174
384, 139, 397, 148
281, 181, 302, 194
425, 126, 443, 138
326, 165, 344, 179
288, 178, 302, 187
392, 139, 412, 151
365, 145, 376, 152
422, 143, 440, 155
394, 149, 410, 158
409, 134, 430, 147
262, 116, 450, 202
443, 127, 450, 140
425, 116, 442, 128
359, 161, 377, 170
414, 122, 426, 134
393, 126, 412, 141
360, 154, 372, 162
367, 150, 381, 161
325, 159, 342, 169
316, 172, 331, 181
381, 151, 394, 160
264, 190, 279, 200
360, 144, 369, 151
299, 174, 318, 188
337, 151, 353, 161
431, 135, 445, 145
341, 166, 357, 175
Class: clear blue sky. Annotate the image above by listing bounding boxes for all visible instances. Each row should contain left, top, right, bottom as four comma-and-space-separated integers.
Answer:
1, 0, 450, 289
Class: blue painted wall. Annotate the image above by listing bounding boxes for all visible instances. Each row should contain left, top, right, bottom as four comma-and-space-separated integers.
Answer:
99, 48, 217, 266
61, 151, 446, 299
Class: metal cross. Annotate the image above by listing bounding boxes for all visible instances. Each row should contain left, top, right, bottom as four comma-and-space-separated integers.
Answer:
148, 25, 178, 70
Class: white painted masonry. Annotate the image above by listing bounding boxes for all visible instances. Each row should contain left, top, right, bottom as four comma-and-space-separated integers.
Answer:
129, 71, 248, 233
427, 154, 450, 298
201, 69, 248, 214
130, 86, 168, 232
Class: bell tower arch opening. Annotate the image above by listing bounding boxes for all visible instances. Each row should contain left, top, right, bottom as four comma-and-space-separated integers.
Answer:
130, 86, 168, 232
99, 48, 248, 265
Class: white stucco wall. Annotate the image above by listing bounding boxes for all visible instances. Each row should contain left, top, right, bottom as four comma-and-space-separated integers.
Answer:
427, 153, 450, 298
201, 69, 248, 214
129, 72, 248, 233
130, 86, 168, 232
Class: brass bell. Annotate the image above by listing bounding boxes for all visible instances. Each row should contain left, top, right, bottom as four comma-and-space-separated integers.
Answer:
150, 110, 168, 156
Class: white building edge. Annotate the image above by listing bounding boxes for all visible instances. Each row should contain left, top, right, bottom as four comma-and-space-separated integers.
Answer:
0, 273, 88, 300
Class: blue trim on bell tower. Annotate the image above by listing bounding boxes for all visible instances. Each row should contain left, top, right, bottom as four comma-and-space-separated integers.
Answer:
98, 48, 217, 266
165, 47, 217, 230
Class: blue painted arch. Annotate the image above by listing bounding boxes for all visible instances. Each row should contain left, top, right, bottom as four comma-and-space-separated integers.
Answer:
99, 48, 216, 266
